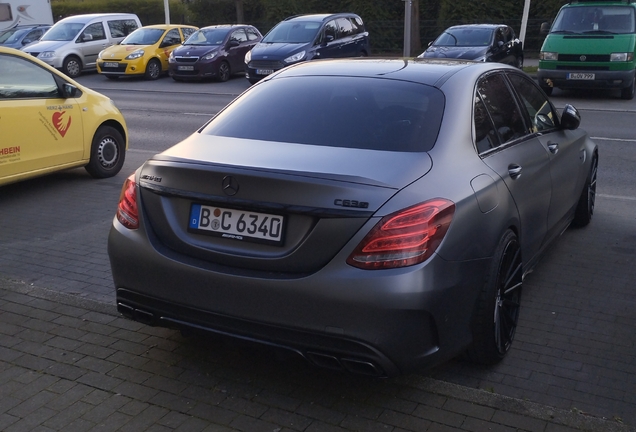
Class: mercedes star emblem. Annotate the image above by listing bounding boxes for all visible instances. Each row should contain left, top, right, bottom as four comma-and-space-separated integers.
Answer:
222, 176, 239, 196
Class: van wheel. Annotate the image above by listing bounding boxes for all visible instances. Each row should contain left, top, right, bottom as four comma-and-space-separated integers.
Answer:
621, 73, 635, 100
63, 56, 82, 78
217, 61, 231, 82
85, 125, 126, 178
145, 59, 161, 80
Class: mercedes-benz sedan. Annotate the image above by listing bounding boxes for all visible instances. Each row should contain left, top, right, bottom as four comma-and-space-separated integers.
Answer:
108, 58, 597, 377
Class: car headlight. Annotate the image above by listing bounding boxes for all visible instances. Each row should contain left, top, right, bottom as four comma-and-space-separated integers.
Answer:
244, 50, 251, 64
611, 52, 633, 62
125, 50, 145, 60
168, 51, 175, 63
38, 51, 56, 59
202, 51, 217, 61
284, 50, 306, 64
540, 51, 558, 61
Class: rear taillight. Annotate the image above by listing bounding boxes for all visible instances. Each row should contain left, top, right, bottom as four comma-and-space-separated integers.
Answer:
347, 199, 455, 269
116, 174, 139, 229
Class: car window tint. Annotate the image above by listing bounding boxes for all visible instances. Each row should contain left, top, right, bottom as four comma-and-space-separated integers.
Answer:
204, 76, 444, 152
163, 28, 181, 45
507, 73, 558, 133
336, 18, 354, 38
0, 54, 59, 99
474, 95, 499, 154
477, 73, 528, 145
82, 22, 106, 41
350, 17, 365, 34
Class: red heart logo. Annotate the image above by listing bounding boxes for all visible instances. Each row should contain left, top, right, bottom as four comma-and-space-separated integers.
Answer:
52, 111, 72, 137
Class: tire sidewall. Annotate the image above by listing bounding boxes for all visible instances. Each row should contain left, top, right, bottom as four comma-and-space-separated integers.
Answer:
85, 125, 125, 178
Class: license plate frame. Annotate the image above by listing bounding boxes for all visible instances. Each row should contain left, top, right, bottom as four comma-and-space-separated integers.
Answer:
103, 62, 119, 68
256, 69, 274, 76
178, 65, 194, 71
188, 203, 284, 246
567, 72, 595, 80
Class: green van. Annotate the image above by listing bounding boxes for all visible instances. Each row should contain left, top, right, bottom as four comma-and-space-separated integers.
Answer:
538, 0, 636, 100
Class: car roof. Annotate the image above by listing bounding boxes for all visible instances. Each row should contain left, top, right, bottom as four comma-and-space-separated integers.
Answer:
199, 24, 252, 30
56, 13, 138, 24
137, 24, 197, 30
272, 57, 516, 87
446, 24, 508, 30
284, 13, 361, 22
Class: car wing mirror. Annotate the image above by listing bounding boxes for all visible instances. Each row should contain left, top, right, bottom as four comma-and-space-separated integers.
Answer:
61, 82, 81, 98
560, 104, 581, 130
227, 40, 240, 48
540, 22, 551, 35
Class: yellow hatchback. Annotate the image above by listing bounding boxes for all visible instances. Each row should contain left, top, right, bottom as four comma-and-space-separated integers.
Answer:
0, 47, 128, 187
97, 24, 198, 80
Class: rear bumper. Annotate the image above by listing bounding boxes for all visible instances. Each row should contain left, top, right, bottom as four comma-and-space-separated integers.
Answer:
537, 67, 635, 89
108, 219, 488, 377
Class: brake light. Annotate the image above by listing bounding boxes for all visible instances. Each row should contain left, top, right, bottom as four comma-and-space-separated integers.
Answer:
347, 199, 455, 269
116, 174, 139, 229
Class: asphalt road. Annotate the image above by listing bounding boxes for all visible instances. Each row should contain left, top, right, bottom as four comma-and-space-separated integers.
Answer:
1, 66, 635, 430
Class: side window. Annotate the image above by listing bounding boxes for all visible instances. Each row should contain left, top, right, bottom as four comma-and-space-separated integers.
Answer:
0, 54, 60, 99
246, 27, 260, 41
336, 18, 354, 38
350, 17, 364, 35
25, 29, 43, 44
474, 95, 499, 154
476, 73, 529, 146
82, 22, 106, 41
230, 29, 248, 43
163, 28, 181, 46
323, 20, 338, 42
108, 19, 139, 38
181, 27, 196, 40
507, 73, 558, 133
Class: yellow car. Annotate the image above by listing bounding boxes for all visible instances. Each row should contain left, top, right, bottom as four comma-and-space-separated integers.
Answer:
0, 46, 128, 187
97, 24, 198, 80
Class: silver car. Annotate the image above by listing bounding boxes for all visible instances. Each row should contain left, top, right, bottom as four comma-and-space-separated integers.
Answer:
108, 58, 598, 377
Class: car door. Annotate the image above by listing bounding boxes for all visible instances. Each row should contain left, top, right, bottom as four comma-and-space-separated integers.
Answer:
315, 19, 340, 59
158, 28, 182, 71
335, 17, 356, 57
226, 28, 249, 72
506, 72, 585, 239
474, 72, 552, 263
0, 52, 83, 180
77, 21, 109, 68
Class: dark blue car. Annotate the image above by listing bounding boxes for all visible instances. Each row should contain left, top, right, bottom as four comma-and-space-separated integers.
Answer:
244, 13, 370, 84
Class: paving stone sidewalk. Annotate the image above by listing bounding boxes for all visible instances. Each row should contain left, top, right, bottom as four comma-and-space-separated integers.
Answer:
1, 278, 631, 432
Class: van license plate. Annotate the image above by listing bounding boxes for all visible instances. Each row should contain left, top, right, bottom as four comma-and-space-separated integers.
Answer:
256, 69, 274, 75
188, 203, 284, 245
567, 73, 595, 80
103, 62, 118, 68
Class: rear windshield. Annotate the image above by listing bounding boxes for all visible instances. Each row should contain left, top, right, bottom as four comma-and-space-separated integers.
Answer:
552, 5, 635, 34
203, 76, 444, 152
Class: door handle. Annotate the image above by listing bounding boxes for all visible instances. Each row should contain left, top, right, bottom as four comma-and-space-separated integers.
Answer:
547, 141, 559, 154
508, 164, 522, 179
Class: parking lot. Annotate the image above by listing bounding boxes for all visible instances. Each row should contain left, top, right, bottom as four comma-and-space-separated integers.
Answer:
1, 66, 635, 431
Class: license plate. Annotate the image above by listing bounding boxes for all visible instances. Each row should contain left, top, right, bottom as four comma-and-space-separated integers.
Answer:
178, 65, 194, 71
189, 204, 284, 245
103, 62, 118, 68
567, 73, 595, 80
256, 69, 274, 75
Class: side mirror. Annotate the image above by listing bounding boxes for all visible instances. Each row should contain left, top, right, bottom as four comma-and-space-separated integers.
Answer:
62, 83, 81, 98
560, 104, 581, 130
227, 39, 240, 48
540, 22, 551, 35
322, 34, 334, 45
81, 33, 93, 42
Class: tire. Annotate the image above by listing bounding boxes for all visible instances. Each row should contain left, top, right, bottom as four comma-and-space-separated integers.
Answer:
217, 61, 231, 82
621, 73, 635, 100
63, 56, 82, 78
466, 229, 523, 365
145, 59, 161, 80
572, 154, 598, 227
85, 125, 126, 179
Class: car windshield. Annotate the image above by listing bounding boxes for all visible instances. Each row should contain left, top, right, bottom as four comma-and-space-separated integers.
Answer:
41, 22, 85, 41
121, 28, 165, 45
434, 28, 493, 46
262, 21, 321, 43
552, 5, 635, 34
0, 28, 24, 43
203, 76, 445, 152
184, 28, 230, 46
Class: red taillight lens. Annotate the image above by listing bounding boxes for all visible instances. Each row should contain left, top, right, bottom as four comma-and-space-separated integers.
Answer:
116, 174, 139, 229
346, 199, 455, 270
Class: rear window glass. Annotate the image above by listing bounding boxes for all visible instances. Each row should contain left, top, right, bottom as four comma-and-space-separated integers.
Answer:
203, 76, 444, 152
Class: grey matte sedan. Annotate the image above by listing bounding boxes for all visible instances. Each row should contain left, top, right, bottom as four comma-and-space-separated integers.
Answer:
108, 58, 598, 377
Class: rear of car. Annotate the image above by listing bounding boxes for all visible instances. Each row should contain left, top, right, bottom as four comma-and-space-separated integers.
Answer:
244, 13, 370, 84
97, 25, 198, 80
538, 0, 636, 99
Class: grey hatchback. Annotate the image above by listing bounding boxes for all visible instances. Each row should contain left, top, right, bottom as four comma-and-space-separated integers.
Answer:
108, 58, 597, 377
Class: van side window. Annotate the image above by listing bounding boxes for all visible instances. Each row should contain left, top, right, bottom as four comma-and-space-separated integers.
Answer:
108, 19, 139, 38
336, 18, 354, 38
0, 53, 59, 99
323, 20, 337, 42
350, 17, 364, 35
82, 22, 106, 42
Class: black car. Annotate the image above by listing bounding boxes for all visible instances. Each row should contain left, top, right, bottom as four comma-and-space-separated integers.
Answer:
418, 24, 524, 68
244, 13, 370, 84
169, 25, 262, 82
